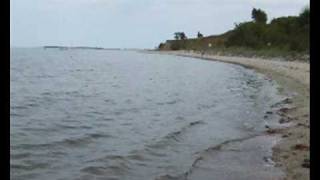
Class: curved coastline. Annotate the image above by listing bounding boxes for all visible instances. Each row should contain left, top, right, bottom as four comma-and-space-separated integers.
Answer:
152, 50, 310, 180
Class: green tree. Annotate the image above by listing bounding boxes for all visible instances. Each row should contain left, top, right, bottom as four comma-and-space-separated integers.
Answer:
180, 32, 187, 40
174, 32, 180, 40
252, 8, 267, 24
197, 31, 204, 38
174, 32, 187, 40
298, 7, 309, 26
226, 22, 267, 49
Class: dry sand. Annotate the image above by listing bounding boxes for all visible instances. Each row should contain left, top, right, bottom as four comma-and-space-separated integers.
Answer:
155, 50, 310, 180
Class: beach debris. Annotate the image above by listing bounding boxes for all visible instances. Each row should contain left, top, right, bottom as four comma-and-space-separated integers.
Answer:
297, 123, 310, 128
266, 129, 277, 134
278, 107, 290, 113
276, 106, 296, 116
271, 98, 293, 108
279, 117, 291, 124
292, 144, 309, 151
282, 134, 289, 138
266, 111, 273, 114
282, 155, 289, 159
189, 121, 204, 126
263, 156, 276, 166
282, 98, 293, 104
302, 159, 310, 168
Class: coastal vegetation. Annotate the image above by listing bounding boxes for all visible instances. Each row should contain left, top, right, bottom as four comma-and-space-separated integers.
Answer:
158, 7, 309, 60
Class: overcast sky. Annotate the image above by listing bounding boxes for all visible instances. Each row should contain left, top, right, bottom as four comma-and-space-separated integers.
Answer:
10, 0, 309, 49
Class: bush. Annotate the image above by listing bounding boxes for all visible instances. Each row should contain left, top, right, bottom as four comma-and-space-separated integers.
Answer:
252, 8, 267, 24
170, 40, 187, 50
225, 22, 268, 49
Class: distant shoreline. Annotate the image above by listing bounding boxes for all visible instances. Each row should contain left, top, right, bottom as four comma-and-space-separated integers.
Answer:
43, 46, 121, 50
152, 50, 310, 179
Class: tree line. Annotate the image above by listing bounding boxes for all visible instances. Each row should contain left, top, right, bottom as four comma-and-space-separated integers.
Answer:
159, 7, 309, 53
225, 7, 309, 52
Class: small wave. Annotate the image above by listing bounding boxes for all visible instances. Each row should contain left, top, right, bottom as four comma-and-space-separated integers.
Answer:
156, 99, 182, 106
81, 166, 108, 175
54, 124, 79, 129
153, 113, 161, 117
41, 92, 52, 96
11, 105, 29, 110
175, 116, 184, 120
101, 118, 114, 121
125, 99, 133, 104
163, 131, 182, 143
11, 164, 34, 171
166, 100, 178, 105
113, 111, 124, 116
59, 124, 92, 130
13, 142, 55, 150
16, 132, 111, 150
112, 85, 121, 88
120, 122, 132, 126
55, 137, 93, 147
20, 127, 52, 133
87, 133, 113, 139
203, 135, 257, 153
65, 91, 80, 96
189, 120, 205, 126
82, 155, 132, 176
11, 152, 32, 159
10, 112, 24, 117
127, 154, 147, 161
25, 102, 39, 107
81, 164, 129, 176
34, 75, 55, 79
87, 111, 104, 115
155, 174, 183, 180
147, 120, 205, 149
11, 161, 50, 171
71, 68, 94, 72
197, 104, 216, 110
104, 99, 116, 105
144, 148, 167, 157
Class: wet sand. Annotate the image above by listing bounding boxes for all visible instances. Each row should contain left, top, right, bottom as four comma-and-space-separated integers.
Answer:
154, 50, 310, 180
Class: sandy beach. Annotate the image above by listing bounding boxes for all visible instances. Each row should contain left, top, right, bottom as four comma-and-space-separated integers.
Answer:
155, 50, 310, 180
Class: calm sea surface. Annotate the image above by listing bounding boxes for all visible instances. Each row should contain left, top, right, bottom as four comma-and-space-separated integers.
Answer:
10, 48, 282, 180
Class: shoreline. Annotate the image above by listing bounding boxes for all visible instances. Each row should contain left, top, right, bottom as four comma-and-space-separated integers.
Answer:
153, 50, 310, 179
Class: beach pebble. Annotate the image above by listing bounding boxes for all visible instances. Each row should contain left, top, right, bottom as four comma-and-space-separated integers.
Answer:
282, 155, 289, 159
292, 144, 309, 151
279, 117, 291, 124
297, 123, 309, 128
281, 98, 293, 104
302, 159, 310, 168
282, 134, 289, 138
266, 111, 273, 114
266, 129, 277, 134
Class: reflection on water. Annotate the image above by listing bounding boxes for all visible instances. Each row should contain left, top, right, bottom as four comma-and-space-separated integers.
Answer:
11, 48, 282, 180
